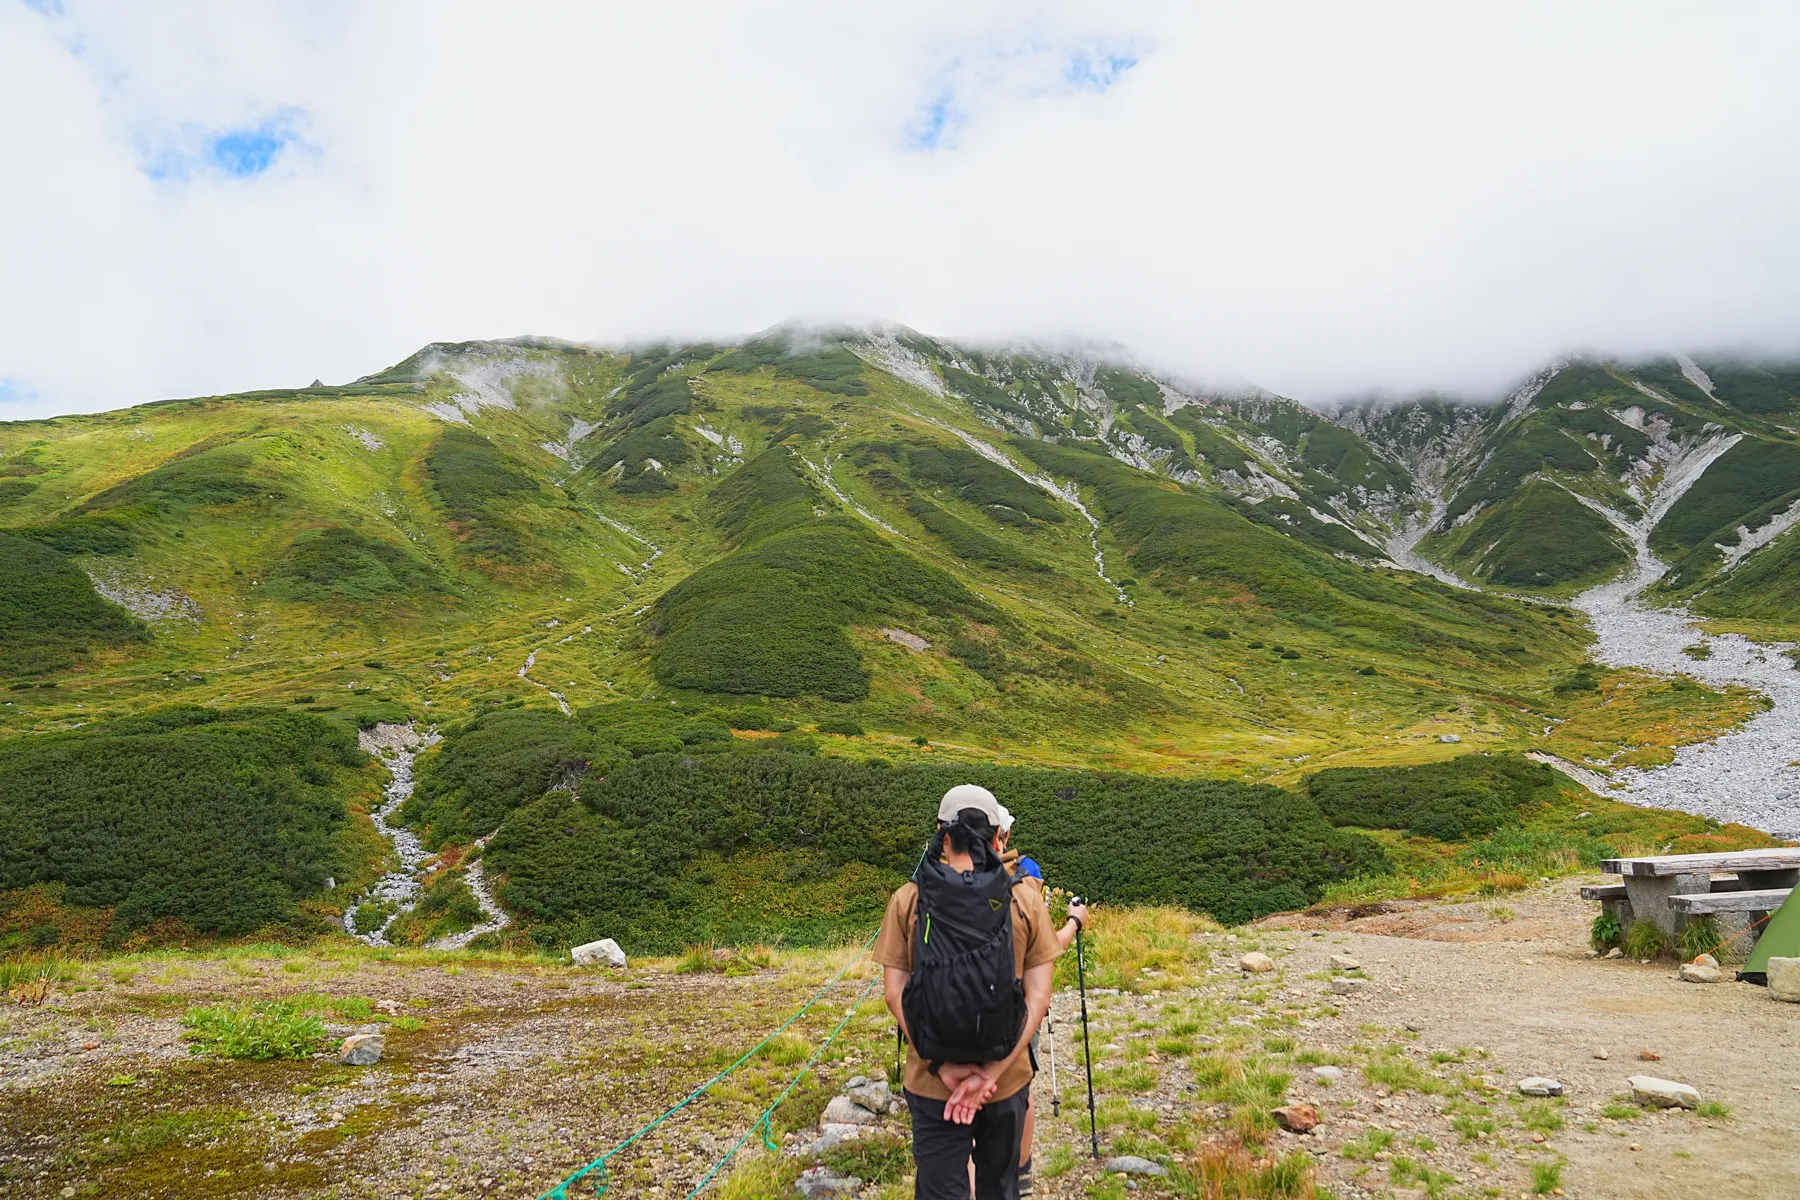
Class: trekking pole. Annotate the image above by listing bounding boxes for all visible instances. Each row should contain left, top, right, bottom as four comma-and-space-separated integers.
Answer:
1046, 1014, 1060, 1117
1073, 897, 1099, 1159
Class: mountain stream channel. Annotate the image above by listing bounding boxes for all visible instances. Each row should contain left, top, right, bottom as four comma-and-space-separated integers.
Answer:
344, 723, 511, 949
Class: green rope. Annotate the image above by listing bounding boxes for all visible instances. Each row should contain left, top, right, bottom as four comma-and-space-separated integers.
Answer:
683, 970, 885, 1197
537, 932, 879, 1200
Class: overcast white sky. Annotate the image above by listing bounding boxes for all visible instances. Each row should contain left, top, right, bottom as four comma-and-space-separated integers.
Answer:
4, 1, 1800, 420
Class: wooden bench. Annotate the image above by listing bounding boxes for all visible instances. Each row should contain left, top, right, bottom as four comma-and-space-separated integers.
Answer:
1667, 889, 1793, 916
1599, 848, 1800, 938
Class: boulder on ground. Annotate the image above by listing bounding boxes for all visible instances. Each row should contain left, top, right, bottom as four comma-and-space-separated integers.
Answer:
1605, 947, 1624, 959
1628, 1075, 1700, 1109
1516, 1077, 1563, 1097
1239, 952, 1275, 973
820, 1096, 880, 1127
1311, 1065, 1345, 1084
1768, 957, 1800, 1002
570, 938, 627, 968
338, 1033, 385, 1066
1329, 954, 1361, 971
1678, 962, 1720, 984
1102, 1156, 1169, 1177
842, 1076, 900, 1116
1328, 978, 1367, 995
1692, 953, 1719, 968
795, 1166, 860, 1196
1272, 1103, 1320, 1133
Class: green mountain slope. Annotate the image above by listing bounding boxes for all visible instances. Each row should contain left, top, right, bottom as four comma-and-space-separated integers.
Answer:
6, 323, 1793, 952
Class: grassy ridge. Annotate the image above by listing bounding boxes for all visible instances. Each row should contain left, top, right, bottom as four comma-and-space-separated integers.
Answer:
1454, 479, 1629, 588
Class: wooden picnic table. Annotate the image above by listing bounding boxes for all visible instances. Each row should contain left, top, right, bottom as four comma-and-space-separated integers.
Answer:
1597, 848, 1800, 936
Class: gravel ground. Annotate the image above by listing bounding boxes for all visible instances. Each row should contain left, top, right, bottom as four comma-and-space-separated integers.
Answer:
1575, 561, 1800, 839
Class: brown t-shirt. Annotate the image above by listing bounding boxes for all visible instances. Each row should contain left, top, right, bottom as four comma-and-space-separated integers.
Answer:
872, 875, 1057, 1102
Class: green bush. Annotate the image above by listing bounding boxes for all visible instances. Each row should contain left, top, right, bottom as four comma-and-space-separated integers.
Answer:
1591, 910, 1621, 951
815, 718, 864, 736
266, 526, 440, 603
0, 533, 149, 676
0, 707, 361, 935
1676, 915, 1723, 962
181, 1000, 328, 1060
1304, 754, 1557, 840
1623, 919, 1672, 960
474, 751, 1386, 953
404, 708, 611, 849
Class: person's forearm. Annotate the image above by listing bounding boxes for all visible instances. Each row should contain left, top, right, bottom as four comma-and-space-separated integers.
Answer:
883, 967, 911, 1044
1055, 920, 1078, 953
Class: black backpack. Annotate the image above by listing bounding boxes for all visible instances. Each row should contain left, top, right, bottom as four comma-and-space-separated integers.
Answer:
901, 827, 1026, 1066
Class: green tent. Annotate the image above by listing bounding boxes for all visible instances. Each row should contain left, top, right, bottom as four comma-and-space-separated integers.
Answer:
1742, 887, 1800, 981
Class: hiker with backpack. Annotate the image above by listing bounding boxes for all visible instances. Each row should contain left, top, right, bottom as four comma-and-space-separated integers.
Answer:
994, 806, 1088, 1197
875, 784, 1058, 1200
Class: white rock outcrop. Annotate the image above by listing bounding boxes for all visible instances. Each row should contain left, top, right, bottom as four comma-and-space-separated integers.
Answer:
1628, 1075, 1700, 1109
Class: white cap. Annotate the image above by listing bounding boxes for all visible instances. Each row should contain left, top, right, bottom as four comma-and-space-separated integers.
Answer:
996, 804, 1015, 833
937, 783, 1002, 828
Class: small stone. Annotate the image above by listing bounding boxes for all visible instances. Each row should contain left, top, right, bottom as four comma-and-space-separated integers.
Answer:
820, 1096, 879, 1126
1312, 1066, 1345, 1084
794, 1166, 861, 1196
1638, 1050, 1660, 1062
1531, 1132, 1546, 1143
1404, 1021, 1424, 1033
81, 1042, 99, 1051
1768, 957, 1800, 1002
1678, 962, 1720, 984
1606, 947, 1624, 959
1628, 1075, 1700, 1109
1102, 1156, 1170, 1177
1239, 952, 1276, 973
60, 1189, 76, 1199
1329, 954, 1361, 971
1692, 953, 1719, 969
1272, 1104, 1320, 1133
1592, 1049, 1609, 1060
337, 1033, 385, 1066
1439, 734, 1461, 743
570, 938, 628, 968
1328, 978, 1367, 995
1517, 1077, 1564, 1097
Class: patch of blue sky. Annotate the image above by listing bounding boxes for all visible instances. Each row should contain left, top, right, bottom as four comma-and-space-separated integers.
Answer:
21, 0, 66, 17
903, 37, 1144, 151
906, 93, 962, 151
0, 377, 39, 408
141, 110, 308, 182
1063, 48, 1138, 92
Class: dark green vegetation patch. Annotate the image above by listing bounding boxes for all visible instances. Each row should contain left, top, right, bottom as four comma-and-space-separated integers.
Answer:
441, 742, 1387, 952
266, 527, 441, 603
425, 428, 540, 562
1650, 438, 1800, 556
1452, 479, 1630, 588
1303, 753, 1558, 842
1698, 360, 1800, 416
647, 449, 991, 699
0, 533, 148, 677
0, 707, 363, 941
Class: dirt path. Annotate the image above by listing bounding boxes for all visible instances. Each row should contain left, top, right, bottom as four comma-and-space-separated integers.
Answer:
1258, 883, 1800, 1199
